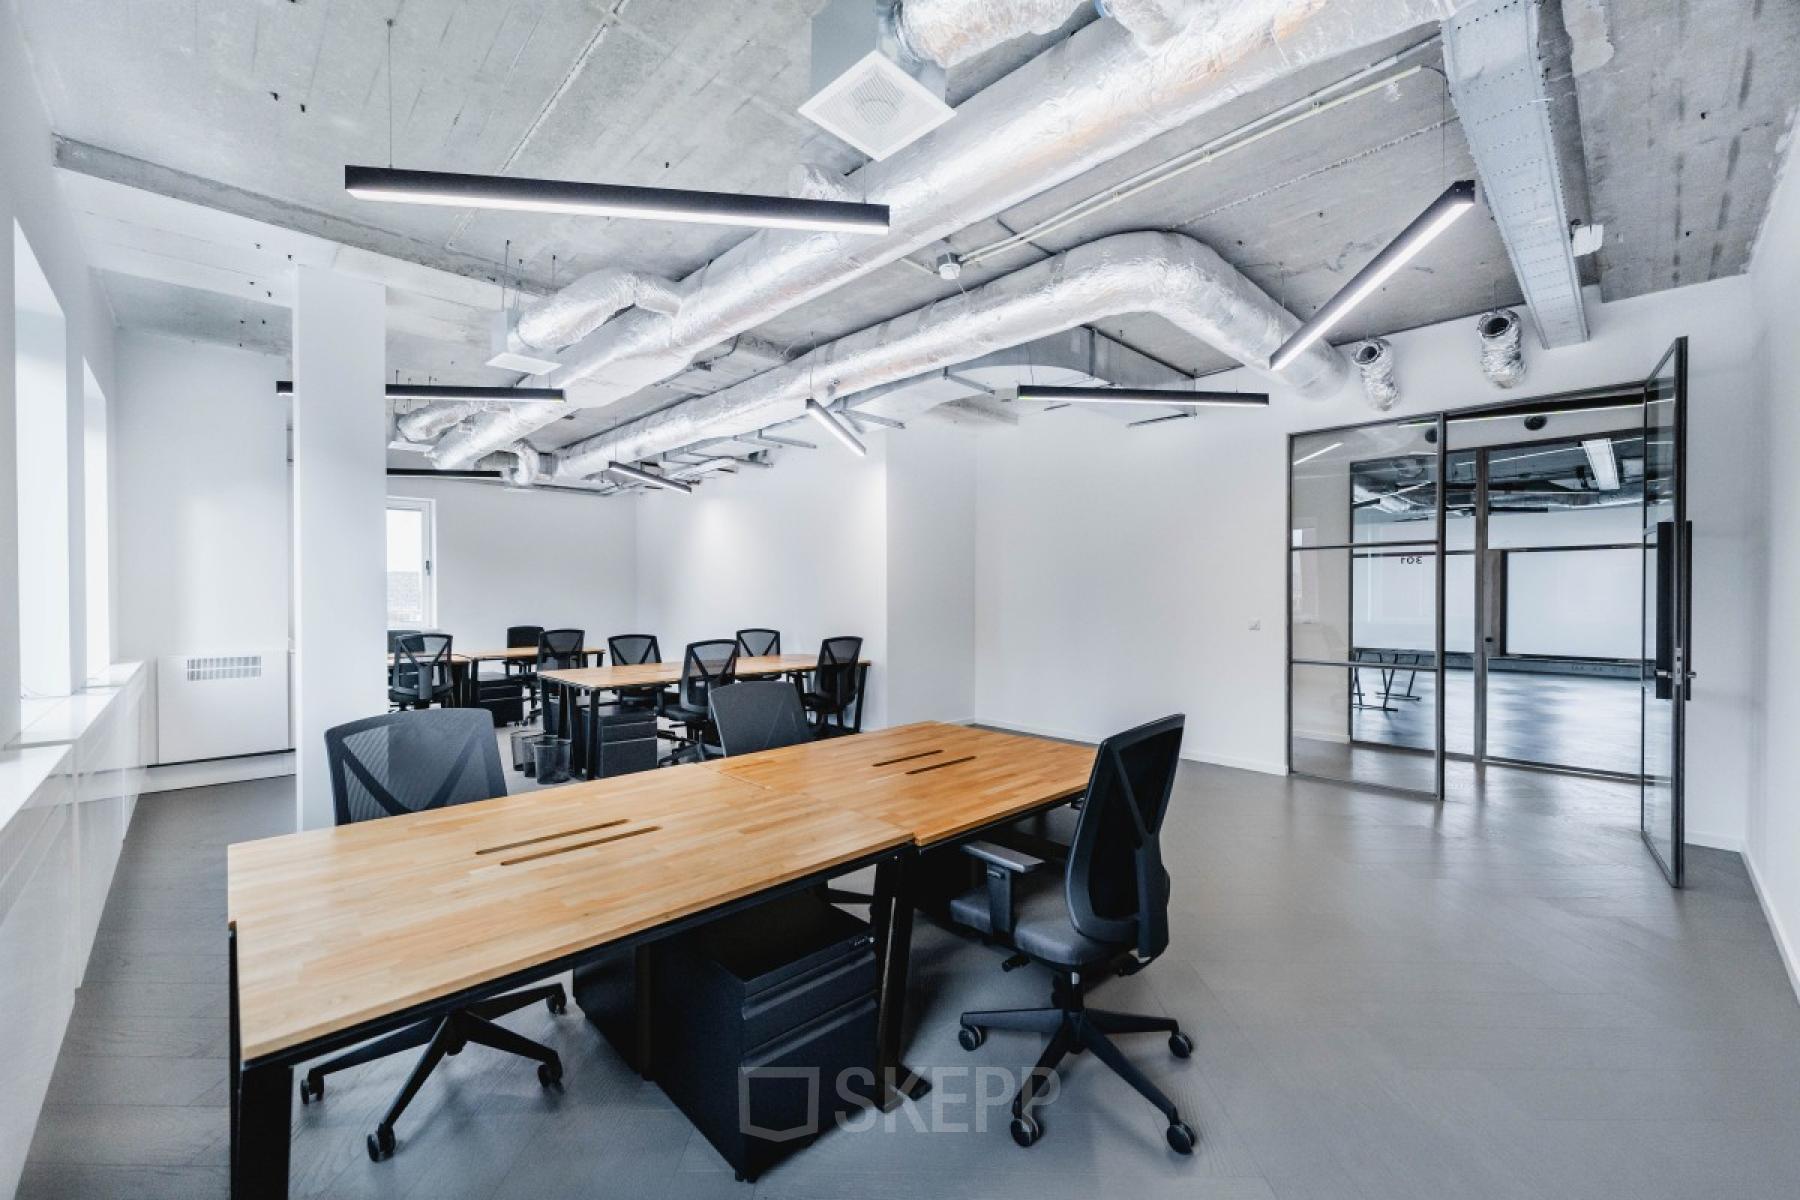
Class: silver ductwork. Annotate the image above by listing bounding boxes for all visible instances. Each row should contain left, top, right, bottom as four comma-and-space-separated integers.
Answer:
1477, 308, 1525, 387
395, 401, 481, 443
1351, 339, 1399, 410
895, 0, 1090, 67
475, 442, 543, 488
550, 231, 1347, 479
513, 269, 683, 353
428, 0, 1460, 470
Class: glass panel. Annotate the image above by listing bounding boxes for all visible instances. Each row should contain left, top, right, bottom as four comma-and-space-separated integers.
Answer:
1640, 342, 1684, 883
1291, 547, 1442, 669
1290, 663, 1437, 795
1290, 420, 1438, 548
386, 506, 427, 627
1486, 432, 1646, 550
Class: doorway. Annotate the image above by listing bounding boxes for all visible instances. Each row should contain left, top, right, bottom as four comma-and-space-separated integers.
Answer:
1287, 339, 1691, 885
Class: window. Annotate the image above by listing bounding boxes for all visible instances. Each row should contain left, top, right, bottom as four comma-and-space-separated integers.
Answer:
385, 498, 435, 629
16, 222, 71, 699
83, 362, 112, 679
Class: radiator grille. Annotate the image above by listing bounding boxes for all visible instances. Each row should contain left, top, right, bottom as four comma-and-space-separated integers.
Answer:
184, 655, 263, 682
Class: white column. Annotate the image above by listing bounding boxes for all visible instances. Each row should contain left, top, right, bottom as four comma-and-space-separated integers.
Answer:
0, 211, 17, 743
292, 267, 385, 831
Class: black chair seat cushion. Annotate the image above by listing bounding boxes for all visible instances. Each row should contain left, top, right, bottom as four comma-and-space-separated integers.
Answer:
801, 691, 847, 714
948, 874, 1116, 969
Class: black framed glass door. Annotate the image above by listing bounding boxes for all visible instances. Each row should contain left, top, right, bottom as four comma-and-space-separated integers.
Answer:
1640, 338, 1690, 886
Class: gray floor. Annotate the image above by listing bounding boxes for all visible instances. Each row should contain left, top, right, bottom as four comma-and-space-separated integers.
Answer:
19, 757, 1800, 1199
1351, 670, 1644, 776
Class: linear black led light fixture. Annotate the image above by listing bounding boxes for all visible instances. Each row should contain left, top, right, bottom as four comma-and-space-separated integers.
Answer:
604, 461, 693, 495
1270, 180, 1479, 371
385, 468, 501, 479
276, 381, 564, 402
1009, 384, 1270, 407
344, 166, 890, 235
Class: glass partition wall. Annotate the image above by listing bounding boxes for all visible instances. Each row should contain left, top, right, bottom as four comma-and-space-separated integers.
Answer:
1290, 377, 1679, 822
1288, 416, 1446, 797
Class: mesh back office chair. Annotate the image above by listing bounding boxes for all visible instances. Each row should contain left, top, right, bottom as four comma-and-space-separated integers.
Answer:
608, 634, 666, 711
307, 710, 568, 1161
950, 714, 1196, 1155
735, 628, 781, 658
658, 640, 738, 762
709, 681, 812, 757
500, 624, 545, 717
800, 636, 864, 736
388, 633, 457, 710
536, 629, 587, 728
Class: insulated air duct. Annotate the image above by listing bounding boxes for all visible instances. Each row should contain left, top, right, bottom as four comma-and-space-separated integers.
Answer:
512, 269, 683, 353
395, 402, 481, 443
474, 442, 542, 488
1477, 308, 1525, 387
428, 0, 1462, 471
1351, 338, 1398, 410
550, 231, 1345, 479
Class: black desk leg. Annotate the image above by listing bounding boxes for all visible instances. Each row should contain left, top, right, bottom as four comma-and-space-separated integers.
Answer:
233, 1061, 292, 1198
871, 853, 931, 1109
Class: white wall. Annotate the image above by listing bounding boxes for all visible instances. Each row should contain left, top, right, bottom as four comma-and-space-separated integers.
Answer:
973, 277, 1765, 848
112, 332, 289, 662
886, 424, 977, 724
390, 477, 637, 652
0, 0, 117, 742
636, 441, 890, 726
1747, 149, 1800, 999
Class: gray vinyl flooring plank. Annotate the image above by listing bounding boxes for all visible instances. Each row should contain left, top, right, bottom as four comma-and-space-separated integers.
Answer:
19, 755, 1800, 1200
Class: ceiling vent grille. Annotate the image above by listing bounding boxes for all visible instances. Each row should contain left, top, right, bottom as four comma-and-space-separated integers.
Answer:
800, 0, 953, 160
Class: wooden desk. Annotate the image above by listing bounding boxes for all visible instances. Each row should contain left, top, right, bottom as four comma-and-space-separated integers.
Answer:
706, 722, 1094, 847
540, 652, 862, 692
228, 766, 909, 1196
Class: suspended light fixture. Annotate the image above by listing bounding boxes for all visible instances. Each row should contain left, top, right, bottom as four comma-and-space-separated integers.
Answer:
805, 399, 867, 457
344, 166, 890, 235
1270, 180, 1479, 371
1007, 384, 1269, 407
604, 460, 693, 494
276, 381, 564, 402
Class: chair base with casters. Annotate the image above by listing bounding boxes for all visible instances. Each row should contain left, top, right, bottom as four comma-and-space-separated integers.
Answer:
958, 970, 1194, 1153
298, 980, 569, 1161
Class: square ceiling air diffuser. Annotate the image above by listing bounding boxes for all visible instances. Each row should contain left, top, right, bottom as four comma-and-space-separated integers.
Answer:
799, 0, 953, 161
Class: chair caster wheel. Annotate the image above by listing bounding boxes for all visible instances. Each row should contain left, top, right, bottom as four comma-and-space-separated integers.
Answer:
957, 1024, 985, 1051
1169, 1031, 1193, 1058
547, 987, 568, 1015
1166, 1120, 1197, 1155
367, 1125, 396, 1161
1010, 1115, 1043, 1148
298, 1075, 322, 1105
538, 1060, 563, 1089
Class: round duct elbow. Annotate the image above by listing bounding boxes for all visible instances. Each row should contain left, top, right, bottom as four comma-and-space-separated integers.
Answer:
1351, 338, 1399, 410
514, 269, 683, 352
395, 401, 481, 443
1478, 308, 1525, 388
476, 442, 542, 488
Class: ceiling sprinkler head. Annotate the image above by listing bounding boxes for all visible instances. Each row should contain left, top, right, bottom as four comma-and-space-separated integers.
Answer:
935, 253, 962, 281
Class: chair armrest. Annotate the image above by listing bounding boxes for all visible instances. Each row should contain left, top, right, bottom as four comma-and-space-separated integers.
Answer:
958, 841, 1047, 937
959, 840, 1047, 874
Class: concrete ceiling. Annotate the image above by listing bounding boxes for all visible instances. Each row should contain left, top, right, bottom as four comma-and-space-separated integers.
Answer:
17, 0, 1800, 456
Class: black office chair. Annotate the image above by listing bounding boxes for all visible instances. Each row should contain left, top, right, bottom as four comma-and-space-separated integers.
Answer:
951, 714, 1195, 1155
608, 633, 666, 712
658, 640, 738, 763
735, 628, 781, 658
388, 633, 457, 710
536, 628, 587, 728
387, 628, 422, 652
305, 709, 568, 1161
709, 681, 812, 757
800, 636, 864, 736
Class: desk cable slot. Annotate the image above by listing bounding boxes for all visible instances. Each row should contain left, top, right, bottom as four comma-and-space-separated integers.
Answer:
905, 755, 976, 775
475, 818, 630, 856
497, 825, 659, 867
871, 748, 943, 768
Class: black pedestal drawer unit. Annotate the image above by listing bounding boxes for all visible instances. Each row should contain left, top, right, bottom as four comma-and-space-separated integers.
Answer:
587, 707, 658, 777
654, 892, 877, 1181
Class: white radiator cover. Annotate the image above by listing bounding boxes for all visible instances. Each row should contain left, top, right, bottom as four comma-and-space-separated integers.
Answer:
155, 649, 291, 763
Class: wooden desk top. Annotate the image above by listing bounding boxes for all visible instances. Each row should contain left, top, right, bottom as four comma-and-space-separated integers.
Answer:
541, 653, 864, 691
707, 722, 1095, 847
386, 652, 471, 667
227, 767, 909, 1062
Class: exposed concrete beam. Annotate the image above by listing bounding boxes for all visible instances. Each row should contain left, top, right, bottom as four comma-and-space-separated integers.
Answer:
55, 138, 522, 304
